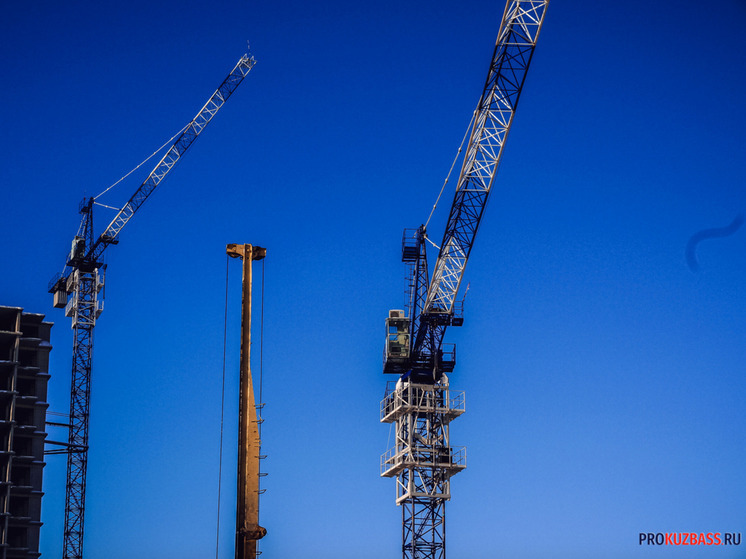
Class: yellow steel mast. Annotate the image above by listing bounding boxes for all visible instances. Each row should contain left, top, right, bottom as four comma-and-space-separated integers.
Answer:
226, 243, 267, 559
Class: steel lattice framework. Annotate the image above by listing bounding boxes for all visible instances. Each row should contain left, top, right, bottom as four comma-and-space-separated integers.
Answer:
425, 0, 548, 322
60, 198, 100, 558
50, 51, 255, 559
381, 381, 465, 559
382, 2, 548, 558
89, 53, 256, 264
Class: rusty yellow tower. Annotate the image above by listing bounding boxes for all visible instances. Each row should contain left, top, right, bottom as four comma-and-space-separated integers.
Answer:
227, 243, 267, 559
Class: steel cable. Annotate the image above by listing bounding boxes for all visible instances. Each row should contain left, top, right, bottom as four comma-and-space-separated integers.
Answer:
424, 110, 476, 231
215, 252, 230, 559
93, 123, 189, 201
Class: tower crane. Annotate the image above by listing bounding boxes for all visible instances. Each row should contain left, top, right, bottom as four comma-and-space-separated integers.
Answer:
380, 3, 548, 558
48, 51, 256, 559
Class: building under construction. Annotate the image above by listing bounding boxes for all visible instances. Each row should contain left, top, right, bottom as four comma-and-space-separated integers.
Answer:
0, 306, 52, 558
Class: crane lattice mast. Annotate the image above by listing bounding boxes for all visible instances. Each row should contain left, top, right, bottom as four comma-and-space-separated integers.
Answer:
49, 51, 256, 559
381, 3, 548, 558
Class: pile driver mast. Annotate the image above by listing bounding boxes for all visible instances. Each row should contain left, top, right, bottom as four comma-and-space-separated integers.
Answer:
226, 243, 268, 559
380, 2, 548, 557
48, 51, 256, 559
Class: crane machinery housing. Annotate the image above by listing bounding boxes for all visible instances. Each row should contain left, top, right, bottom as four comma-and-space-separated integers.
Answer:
380, 3, 548, 558
48, 51, 256, 559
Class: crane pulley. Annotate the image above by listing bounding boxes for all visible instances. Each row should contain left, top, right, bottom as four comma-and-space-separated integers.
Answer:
48, 50, 256, 559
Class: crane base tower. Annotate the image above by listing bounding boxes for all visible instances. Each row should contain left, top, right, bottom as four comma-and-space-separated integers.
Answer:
380, 379, 465, 559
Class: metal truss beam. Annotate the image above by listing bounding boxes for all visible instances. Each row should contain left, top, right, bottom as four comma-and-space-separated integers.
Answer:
62, 200, 100, 559
89, 52, 256, 263
63, 278, 94, 559
425, 0, 548, 319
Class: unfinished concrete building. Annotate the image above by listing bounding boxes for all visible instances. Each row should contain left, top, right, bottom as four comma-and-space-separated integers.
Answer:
0, 306, 51, 558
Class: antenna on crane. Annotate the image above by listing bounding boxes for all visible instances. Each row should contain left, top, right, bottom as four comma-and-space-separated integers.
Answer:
48, 50, 256, 559
380, 2, 548, 557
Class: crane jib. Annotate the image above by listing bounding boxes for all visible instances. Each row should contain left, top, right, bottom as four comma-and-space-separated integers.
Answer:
87, 52, 256, 263
423, 2, 547, 323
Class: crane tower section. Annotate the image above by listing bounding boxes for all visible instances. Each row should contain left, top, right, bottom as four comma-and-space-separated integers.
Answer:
381, 2, 548, 558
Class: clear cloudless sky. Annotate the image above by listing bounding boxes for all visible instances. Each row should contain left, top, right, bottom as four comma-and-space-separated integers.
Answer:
2, 1, 745, 558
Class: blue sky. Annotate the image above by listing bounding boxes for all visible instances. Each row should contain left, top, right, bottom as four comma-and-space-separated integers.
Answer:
2, 1, 746, 558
